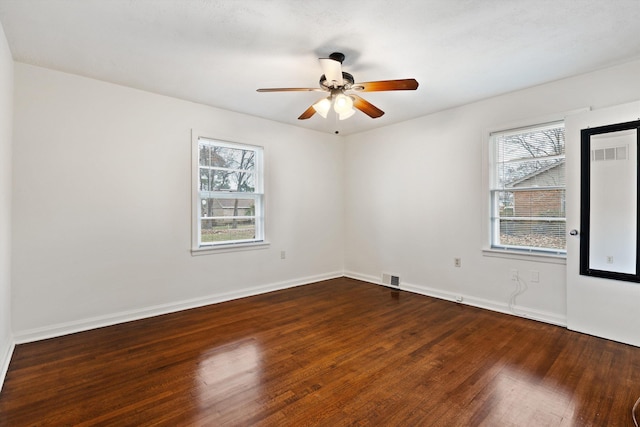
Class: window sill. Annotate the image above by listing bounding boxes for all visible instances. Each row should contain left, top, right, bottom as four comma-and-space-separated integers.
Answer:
191, 241, 271, 256
482, 248, 566, 264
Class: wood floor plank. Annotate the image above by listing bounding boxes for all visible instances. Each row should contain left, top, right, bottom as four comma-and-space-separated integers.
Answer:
1, 277, 640, 426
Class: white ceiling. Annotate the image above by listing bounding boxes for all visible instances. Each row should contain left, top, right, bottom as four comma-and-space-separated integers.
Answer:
1, 0, 640, 135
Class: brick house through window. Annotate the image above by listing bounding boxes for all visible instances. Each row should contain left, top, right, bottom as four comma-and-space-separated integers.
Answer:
501, 160, 566, 249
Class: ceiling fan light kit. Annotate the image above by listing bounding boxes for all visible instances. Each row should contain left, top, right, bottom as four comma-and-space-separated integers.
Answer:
333, 93, 352, 112
257, 52, 419, 122
338, 108, 356, 121
312, 97, 331, 118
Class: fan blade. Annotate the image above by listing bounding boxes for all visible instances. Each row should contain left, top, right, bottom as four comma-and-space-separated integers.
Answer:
319, 58, 343, 87
352, 79, 419, 92
298, 105, 316, 120
351, 94, 384, 118
257, 88, 324, 92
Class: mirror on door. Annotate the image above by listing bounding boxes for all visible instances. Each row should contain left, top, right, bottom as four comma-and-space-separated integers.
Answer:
580, 119, 640, 282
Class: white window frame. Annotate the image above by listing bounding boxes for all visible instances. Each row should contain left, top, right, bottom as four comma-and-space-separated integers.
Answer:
191, 131, 268, 254
482, 113, 578, 263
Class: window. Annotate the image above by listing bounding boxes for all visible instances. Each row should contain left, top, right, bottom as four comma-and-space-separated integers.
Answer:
489, 121, 566, 254
192, 135, 264, 250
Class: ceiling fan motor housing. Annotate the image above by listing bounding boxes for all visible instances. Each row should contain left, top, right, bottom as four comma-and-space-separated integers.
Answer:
328, 52, 345, 63
320, 72, 354, 90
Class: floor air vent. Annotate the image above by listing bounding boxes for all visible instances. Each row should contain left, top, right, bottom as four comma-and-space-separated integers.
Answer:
382, 273, 400, 287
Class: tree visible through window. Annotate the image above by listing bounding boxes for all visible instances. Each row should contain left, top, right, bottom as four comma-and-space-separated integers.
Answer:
195, 137, 264, 247
490, 121, 566, 254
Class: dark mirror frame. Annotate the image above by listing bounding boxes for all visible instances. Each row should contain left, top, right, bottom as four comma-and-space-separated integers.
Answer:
580, 119, 640, 283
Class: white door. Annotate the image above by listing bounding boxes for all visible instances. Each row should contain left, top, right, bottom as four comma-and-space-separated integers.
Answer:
565, 101, 640, 347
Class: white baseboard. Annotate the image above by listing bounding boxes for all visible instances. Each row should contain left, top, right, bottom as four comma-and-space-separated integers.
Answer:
0, 337, 15, 393
13, 271, 343, 344
344, 270, 567, 327
12, 269, 567, 344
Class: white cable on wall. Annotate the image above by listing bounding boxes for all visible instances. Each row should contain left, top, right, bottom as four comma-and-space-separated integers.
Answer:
508, 273, 528, 317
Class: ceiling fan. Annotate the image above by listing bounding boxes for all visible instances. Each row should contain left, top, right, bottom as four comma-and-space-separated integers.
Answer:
257, 52, 419, 120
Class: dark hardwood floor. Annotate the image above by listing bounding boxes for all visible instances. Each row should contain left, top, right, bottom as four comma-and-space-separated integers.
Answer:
1, 277, 639, 426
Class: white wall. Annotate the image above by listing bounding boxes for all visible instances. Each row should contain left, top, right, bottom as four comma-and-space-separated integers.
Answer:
11, 63, 344, 341
0, 21, 14, 389
344, 59, 640, 325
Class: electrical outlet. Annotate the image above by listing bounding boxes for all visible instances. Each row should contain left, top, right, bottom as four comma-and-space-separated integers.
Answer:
606, 256, 614, 264
280, 250, 286, 259
510, 269, 518, 281
454, 258, 461, 267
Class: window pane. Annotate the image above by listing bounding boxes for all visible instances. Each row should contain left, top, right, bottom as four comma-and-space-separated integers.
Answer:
497, 190, 565, 218
201, 218, 256, 243
495, 124, 565, 162
498, 219, 566, 250
207, 146, 255, 171
498, 158, 565, 188
200, 198, 256, 218
200, 144, 232, 167
199, 169, 255, 192
228, 171, 255, 192
199, 168, 221, 191
199, 145, 211, 167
